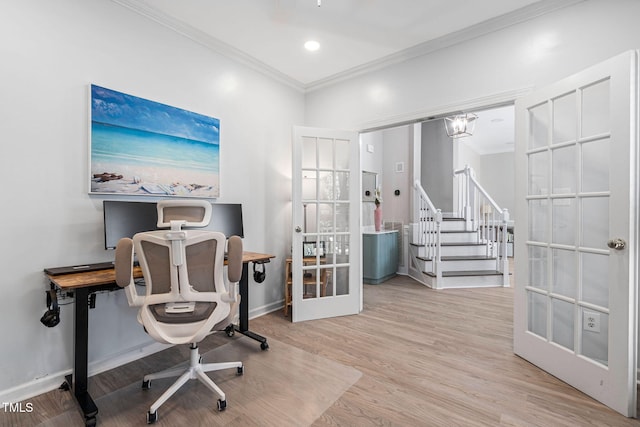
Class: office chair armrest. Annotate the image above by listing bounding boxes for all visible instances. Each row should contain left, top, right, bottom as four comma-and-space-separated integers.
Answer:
221, 235, 243, 303
115, 237, 144, 307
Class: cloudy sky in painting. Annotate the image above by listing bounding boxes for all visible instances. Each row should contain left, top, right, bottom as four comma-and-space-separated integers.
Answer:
91, 85, 219, 145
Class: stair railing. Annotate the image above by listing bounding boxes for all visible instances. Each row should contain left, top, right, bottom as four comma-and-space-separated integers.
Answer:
454, 165, 509, 285
413, 180, 442, 278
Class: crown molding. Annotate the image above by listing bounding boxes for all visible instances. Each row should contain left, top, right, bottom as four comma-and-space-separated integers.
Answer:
112, 0, 584, 94
304, 0, 586, 92
111, 0, 306, 93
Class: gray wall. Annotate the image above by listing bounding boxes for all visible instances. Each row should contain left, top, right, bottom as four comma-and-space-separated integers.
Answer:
421, 120, 453, 212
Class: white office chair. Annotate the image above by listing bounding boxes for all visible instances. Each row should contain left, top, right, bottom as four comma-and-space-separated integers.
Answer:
115, 200, 244, 424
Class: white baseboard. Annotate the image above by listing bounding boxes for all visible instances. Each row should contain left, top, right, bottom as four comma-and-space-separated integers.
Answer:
249, 300, 284, 318
0, 341, 170, 404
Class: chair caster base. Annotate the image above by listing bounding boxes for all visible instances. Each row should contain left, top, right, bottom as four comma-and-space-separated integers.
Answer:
142, 380, 151, 390
147, 410, 158, 424
225, 324, 235, 337
217, 399, 227, 411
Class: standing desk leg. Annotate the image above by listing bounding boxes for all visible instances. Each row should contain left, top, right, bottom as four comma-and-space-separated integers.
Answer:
234, 262, 269, 350
64, 287, 98, 426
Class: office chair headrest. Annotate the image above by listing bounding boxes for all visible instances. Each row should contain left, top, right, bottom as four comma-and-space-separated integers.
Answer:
157, 200, 212, 229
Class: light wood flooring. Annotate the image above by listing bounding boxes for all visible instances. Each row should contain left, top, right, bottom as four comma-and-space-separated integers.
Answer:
7, 274, 640, 426
253, 275, 640, 426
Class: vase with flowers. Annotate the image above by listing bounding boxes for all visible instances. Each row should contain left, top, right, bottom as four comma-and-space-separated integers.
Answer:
374, 188, 382, 232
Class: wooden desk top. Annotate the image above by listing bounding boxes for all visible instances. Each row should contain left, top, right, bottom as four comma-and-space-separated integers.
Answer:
47, 251, 275, 290
241, 251, 276, 264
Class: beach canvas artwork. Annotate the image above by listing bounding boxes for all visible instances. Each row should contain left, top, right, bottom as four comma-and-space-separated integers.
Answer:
90, 84, 220, 197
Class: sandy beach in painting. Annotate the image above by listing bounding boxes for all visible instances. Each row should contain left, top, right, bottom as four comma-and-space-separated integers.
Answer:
91, 162, 219, 197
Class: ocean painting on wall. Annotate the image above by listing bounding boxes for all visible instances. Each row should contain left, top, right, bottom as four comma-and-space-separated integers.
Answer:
89, 84, 220, 197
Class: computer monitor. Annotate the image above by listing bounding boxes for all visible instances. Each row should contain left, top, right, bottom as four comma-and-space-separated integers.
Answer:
103, 201, 244, 249
103, 201, 157, 250
196, 203, 244, 239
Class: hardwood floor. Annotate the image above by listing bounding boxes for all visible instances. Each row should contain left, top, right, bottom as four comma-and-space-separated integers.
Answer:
252, 276, 640, 427
6, 274, 640, 426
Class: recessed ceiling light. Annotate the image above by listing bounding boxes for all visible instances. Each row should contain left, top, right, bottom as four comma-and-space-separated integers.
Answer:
304, 40, 320, 52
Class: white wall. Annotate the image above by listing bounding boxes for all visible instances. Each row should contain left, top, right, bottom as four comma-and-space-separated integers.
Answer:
0, 0, 303, 400
476, 152, 516, 220
305, 0, 640, 130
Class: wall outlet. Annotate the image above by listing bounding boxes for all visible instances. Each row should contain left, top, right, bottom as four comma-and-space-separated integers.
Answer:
583, 311, 601, 333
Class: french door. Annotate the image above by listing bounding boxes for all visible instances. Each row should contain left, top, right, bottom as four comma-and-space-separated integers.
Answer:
514, 51, 638, 416
291, 126, 361, 322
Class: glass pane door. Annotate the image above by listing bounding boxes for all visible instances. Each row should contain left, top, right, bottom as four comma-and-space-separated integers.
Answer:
292, 127, 360, 322
514, 51, 637, 417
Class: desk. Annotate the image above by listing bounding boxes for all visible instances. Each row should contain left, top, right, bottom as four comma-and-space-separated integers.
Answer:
45, 251, 274, 426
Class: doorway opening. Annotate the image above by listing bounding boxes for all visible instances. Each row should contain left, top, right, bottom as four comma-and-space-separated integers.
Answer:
360, 104, 515, 281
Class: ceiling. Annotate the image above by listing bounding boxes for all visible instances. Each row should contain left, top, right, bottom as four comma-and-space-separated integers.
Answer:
460, 105, 515, 155
114, 0, 577, 90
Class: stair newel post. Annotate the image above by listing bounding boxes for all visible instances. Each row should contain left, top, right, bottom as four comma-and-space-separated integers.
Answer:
463, 165, 473, 231
434, 208, 443, 288
500, 209, 510, 287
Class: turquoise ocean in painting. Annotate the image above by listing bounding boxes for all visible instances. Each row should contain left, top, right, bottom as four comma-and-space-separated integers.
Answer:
91, 122, 219, 174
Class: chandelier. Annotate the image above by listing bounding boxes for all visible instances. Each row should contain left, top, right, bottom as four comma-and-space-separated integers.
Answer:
444, 113, 478, 138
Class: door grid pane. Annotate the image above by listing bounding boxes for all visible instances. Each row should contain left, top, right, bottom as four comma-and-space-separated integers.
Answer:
298, 135, 352, 304
525, 77, 611, 366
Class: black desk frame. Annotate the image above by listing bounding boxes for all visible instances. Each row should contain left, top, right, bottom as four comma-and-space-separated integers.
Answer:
63, 283, 117, 426
49, 259, 268, 426
234, 262, 269, 350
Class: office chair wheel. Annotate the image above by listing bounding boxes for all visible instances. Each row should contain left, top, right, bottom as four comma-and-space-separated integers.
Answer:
260, 341, 269, 351
147, 410, 158, 424
142, 379, 151, 390
217, 399, 227, 411
237, 365, 244, 375
85, 416, 97, 427
225, 325, 235, 337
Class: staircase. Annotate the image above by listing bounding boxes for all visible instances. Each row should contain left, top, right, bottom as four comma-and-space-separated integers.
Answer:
408, 166, 510, 289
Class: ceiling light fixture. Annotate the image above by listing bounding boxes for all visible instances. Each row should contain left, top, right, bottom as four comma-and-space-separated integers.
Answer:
444, 113, 478, 138
317, 0, 321, 6
304, 40, 320, 52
